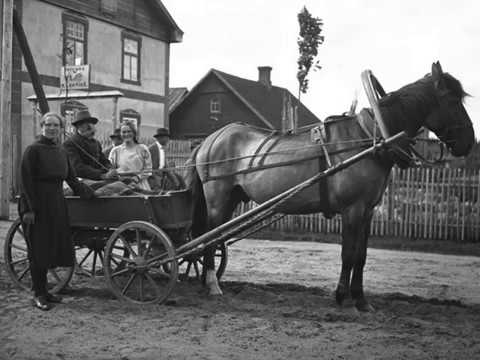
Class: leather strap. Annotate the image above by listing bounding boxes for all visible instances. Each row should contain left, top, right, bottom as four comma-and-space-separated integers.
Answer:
247, 130, 278, 169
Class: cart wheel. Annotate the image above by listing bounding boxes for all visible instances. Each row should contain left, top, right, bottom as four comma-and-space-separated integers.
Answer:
103, 221, 178, 304
3, 218, 73, 293
74, 234, 129, 278
176, 242, 228, 282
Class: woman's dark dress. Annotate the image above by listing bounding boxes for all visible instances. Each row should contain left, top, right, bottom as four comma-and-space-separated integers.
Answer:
19, 136, 93, 269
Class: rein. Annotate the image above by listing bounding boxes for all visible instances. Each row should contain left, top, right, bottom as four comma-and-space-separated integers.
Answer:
201, 141, 372, 182
62, 127, 376, 178
64, 130, 110, 172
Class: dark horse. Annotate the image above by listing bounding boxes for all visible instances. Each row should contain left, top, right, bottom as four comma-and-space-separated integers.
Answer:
186, 62, 474, 311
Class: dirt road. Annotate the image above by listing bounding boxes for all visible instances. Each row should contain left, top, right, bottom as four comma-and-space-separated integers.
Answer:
1, 221, 480, 359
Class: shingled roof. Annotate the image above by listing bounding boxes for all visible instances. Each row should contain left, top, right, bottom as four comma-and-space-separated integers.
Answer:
173, 68, 320, 130
151, 0, 183, 42
168, 87, 188, 113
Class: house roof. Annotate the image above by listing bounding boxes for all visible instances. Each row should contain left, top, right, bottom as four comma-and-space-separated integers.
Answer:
172, 68, 320, 130
168, 87, 188, 113
151, 0, 183, 42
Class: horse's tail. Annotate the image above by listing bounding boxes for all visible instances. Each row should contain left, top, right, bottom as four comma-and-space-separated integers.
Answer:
185, 146, 208, 237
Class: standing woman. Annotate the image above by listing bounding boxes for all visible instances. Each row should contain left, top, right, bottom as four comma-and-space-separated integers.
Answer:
109, 121, 152, 191
19, 112, 94, 310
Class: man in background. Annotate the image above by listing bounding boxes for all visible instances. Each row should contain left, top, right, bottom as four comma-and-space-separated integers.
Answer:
103, 128, 122, 158
148, 127, 170, 170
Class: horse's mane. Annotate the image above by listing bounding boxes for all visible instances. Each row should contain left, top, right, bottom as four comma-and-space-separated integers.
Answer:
385, 72, 468, 104
442, 72, 469, 100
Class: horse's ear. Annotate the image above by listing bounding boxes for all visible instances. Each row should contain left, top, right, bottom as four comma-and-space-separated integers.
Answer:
432, 61, 447, 93
432, 61, 443, 76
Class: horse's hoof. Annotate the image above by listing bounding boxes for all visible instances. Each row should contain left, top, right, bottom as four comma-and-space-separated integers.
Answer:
208, 285, 223, 296
205, 269, 222, 295
335, 289, 347, 305
355, 299, 375, 312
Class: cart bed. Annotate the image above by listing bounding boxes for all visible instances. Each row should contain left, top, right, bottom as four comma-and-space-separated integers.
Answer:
66, 189, 192, 229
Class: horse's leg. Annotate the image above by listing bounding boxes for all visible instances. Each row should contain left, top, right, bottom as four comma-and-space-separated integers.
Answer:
350, 210, 374, 312
203, 184, 239, 296
335, 204, 365, 306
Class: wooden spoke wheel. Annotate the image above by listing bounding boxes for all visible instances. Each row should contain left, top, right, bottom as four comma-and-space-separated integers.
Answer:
3, 218, 73, 293
74, 233, 128, 278
103, 221, 178, 305
177, 242, 228, 282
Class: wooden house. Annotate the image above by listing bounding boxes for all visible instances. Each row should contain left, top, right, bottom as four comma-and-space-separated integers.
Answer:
14, 0, 182, 149
169, 66, 321, 139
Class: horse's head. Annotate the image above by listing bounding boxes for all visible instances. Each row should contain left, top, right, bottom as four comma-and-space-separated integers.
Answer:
424, 62, 474, 156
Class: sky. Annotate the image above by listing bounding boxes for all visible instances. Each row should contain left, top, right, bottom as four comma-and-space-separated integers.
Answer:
162, 0, 480, 138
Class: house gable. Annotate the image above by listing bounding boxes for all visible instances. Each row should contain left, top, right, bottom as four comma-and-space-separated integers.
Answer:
170, 72, 270, 138
214, 69, 319, 129
170, 68, 321, 138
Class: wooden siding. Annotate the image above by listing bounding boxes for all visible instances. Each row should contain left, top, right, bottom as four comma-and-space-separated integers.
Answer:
40, 0, 173, 41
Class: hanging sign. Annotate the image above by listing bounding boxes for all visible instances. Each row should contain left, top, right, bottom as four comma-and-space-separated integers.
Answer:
60, 64, 90, 90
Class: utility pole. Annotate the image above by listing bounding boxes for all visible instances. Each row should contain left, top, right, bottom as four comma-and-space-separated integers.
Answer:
0, 0, 13, 219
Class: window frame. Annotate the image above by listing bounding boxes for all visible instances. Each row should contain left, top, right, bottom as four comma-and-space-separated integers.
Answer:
121, 32, 142, 85
210, 98, 221, 114
62, 13, 88, 66
120, 109, 141, 136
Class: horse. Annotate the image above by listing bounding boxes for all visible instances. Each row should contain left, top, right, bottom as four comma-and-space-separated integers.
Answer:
185, 62, 474, 311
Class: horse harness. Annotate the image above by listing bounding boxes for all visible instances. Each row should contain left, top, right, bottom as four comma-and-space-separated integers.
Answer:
200, 122, 375, 183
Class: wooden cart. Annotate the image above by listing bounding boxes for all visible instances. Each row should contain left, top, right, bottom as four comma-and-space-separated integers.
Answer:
4, 189, 227, 304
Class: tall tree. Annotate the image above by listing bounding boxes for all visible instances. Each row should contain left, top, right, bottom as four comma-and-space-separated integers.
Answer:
297, 6, 324, 101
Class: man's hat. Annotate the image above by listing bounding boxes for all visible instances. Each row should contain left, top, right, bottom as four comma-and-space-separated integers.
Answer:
72, 109, 99, 126
153, 127, 170, 138
109, 128, 121, 139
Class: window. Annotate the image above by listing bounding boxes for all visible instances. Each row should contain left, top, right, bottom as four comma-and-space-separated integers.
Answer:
210, 98, 221, 114
120, 109, 141, 135
62, 14, 88, 66
122, 33, 141, 84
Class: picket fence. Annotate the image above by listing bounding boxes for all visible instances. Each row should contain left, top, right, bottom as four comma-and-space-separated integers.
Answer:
234, 167, 480, 242
103, 139, 480, 242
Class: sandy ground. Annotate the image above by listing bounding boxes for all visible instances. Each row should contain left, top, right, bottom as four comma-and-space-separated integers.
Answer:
1, 218, 480, 360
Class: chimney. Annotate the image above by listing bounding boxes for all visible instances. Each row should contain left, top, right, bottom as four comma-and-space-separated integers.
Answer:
258, 66, 272, 88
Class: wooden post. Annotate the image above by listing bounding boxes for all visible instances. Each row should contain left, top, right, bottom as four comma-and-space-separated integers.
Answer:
12, 8, 48, 114
0, 0, 13, 219
112, 96, 118, 130
281, 91, 287, 133
293, 105, 298, 135
31, 100, 38, 136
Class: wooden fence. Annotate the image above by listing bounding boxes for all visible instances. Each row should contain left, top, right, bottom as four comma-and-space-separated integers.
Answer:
101, 138, 480, 242
234, 167, 480, 242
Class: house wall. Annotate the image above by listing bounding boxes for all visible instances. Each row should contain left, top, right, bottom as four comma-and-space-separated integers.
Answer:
18, 0, 170, 148
170, 76, 268, 138
40, 0, 173, 41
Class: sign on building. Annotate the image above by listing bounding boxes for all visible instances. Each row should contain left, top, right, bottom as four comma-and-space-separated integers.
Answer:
60, 64, 90, 90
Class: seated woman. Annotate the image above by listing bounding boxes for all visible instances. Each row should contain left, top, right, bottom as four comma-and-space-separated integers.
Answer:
108, 121, 152, 191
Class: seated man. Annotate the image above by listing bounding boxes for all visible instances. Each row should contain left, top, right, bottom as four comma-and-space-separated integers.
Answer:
63, 109, 116, 183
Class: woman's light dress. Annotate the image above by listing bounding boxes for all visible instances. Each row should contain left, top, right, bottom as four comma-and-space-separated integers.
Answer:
109, 143, 152, 190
